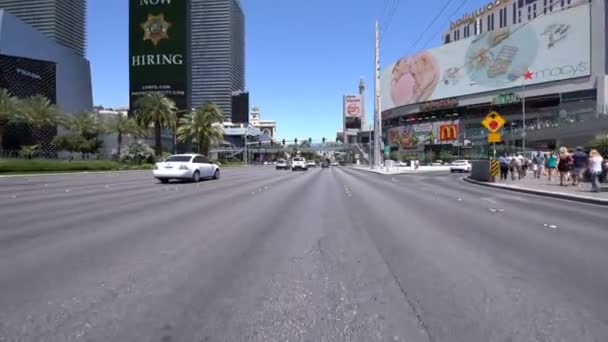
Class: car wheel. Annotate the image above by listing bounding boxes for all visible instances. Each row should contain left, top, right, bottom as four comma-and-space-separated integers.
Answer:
159, 178, 169, 184
192, 170, 201, 182
213, 169, 220, 180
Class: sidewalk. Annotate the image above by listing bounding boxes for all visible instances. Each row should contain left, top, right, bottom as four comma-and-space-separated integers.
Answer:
465, 173, 608, 205
351, 165, 451, 175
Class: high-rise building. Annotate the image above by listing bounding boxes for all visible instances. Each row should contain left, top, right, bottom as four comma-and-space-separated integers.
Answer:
0, 0, 86, 56
190, 0, 245, 120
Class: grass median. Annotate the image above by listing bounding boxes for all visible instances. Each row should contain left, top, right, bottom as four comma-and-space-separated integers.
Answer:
0, 159, 153, 174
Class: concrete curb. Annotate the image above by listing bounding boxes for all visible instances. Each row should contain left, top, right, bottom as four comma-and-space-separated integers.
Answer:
463, 177, 608, 206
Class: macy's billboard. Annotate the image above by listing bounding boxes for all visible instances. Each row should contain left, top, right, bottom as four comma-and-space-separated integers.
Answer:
380, 3, 591, 111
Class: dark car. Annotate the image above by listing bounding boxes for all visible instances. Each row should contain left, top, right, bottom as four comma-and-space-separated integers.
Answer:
321, 159, 330, 168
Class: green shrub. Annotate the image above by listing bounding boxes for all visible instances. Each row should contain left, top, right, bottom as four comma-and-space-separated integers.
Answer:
438, 150, 454, 163
120, 141, 155, 165
0, 159, 118, 173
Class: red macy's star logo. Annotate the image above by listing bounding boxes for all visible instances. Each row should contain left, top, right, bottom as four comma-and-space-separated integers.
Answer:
523, 70, 534, 80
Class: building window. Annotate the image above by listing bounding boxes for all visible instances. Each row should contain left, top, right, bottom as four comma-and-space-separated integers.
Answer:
487, 15, 491, 31
491, 13, 495, 30
518, 0, 524, 7
479, 18, 483, 33
533, 3, 537, 18
474, 21, 478, 35
445, 34, 451, 44
518, 10, 522, 23
528, 6, 531, 19
550, 0, 553, 11
561, 0, 564, 8
513, 2, 517, 23
543, 0, 547, 13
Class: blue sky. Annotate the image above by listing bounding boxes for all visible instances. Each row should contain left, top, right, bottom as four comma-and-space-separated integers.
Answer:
88, 0, 489, 141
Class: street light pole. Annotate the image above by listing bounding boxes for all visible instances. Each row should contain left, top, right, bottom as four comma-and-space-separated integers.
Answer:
522, 81, 526, 152
373, 20, 382, 168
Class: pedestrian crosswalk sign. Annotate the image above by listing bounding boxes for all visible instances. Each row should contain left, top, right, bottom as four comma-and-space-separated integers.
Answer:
482, 111, 505, 133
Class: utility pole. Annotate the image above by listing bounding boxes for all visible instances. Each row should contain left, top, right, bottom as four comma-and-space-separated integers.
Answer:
522, 81, 526, 152
373, 20, 382, 168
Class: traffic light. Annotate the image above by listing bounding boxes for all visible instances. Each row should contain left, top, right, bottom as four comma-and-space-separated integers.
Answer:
308, 138, 312, 144
282, 139, 285, 145
322, 137, 326, 143
294, 138, 298, 144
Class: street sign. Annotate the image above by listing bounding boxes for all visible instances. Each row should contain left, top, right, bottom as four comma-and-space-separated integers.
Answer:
482, 111, 506, 133
488, 132, 501, 143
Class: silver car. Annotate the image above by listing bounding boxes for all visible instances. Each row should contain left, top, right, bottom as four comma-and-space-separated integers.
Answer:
153, 154, 220, 183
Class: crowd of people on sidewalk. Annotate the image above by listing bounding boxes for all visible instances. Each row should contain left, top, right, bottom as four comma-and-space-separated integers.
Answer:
498, 147, 608, 193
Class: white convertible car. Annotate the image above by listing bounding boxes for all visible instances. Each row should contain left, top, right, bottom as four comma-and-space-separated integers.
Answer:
153, 154, 220, 183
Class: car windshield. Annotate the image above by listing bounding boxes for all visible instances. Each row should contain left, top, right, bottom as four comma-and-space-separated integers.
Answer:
164, 156, 192, 162
453, 160, 467, 164
293, 158, 303, 162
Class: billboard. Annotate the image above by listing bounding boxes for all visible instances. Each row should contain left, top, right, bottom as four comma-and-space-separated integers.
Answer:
0, 54, 56, 102
343, 95, 362, 130
381, 3, 591, 111
231, 91, 250, 124
129, 0, 187, 111
0, 54, 57, 150
387, 119, 460, 151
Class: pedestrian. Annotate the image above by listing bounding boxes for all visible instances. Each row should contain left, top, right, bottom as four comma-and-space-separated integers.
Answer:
532, 151, 544, 179
515, 153, 525, 180
557, 147, 573, 186
588, 149, 604, 192
546, 152, 557, 181
571, 146, 587, 186
509, 154, 518, 180
499, 152, 510, 181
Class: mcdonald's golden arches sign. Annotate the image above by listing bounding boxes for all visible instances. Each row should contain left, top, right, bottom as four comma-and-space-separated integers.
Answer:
439, 124, 458, 141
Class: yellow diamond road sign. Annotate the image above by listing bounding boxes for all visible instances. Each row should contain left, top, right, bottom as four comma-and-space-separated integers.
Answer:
482, 111, 506, 133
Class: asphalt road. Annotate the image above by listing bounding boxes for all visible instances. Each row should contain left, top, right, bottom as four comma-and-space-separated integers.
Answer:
1, 166, 607, 341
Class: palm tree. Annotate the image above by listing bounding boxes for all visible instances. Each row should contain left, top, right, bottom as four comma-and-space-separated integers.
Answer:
106, 113, 145, 156
176, 102, 224, 155
0, 89, 19, 151
17, 95, 63, 148
133, 93, 176, 156
68, 111, 103, 138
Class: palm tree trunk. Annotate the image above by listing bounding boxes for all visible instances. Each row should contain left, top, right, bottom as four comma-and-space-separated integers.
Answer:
117, 132, 122, 156
154, 121, 162, 156
198, 135, 203, 155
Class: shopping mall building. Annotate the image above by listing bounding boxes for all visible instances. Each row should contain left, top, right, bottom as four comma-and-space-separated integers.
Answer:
381, 0, 608, 158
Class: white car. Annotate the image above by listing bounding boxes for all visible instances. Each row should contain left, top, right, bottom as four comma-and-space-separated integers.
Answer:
276, 159, 289, 170
330, 161, 339, 166
291, 157, 308, 171
450, 160, 471, 173
307, 160, 317, 168
153, 154, 220, 183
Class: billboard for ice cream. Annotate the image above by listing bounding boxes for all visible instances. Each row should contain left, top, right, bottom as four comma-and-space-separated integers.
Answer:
380, 3, 591, 111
